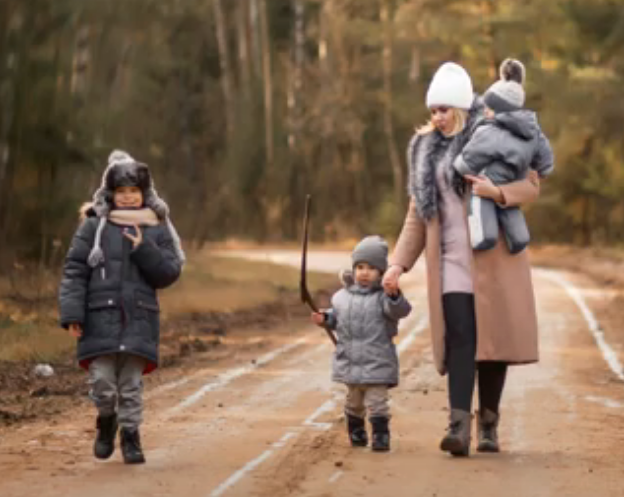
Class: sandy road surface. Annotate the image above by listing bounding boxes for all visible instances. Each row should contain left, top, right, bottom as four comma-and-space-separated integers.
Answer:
1, 250, 624, 497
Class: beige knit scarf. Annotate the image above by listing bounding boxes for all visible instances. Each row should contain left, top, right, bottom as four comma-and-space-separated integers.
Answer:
108, 208, 160, 227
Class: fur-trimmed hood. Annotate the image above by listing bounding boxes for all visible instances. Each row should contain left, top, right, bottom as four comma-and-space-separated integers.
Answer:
407, 96, 485, 221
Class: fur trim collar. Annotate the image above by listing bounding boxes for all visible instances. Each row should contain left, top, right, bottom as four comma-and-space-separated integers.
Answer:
407, 97, 484, 221
338, 269, 382, 294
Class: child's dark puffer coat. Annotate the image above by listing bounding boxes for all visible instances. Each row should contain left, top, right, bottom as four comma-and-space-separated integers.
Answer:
59, 212, 181, 372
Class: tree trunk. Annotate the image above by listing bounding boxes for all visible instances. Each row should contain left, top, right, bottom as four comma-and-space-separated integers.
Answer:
288, 0, 305, 151
212, 0, 235, 139
481, 0, 498, 79
258, 0, 274, 167
0, 7, 20, 249
381, 0, 404, 211
236, 0, 252, 101
409, 45, 420, 83
70, 25, 91, 100
249, 0, 262, 80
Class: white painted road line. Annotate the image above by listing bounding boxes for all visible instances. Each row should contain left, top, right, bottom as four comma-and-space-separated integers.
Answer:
585, 395, 624, 409
208, 312, 430, 496
329, 470, 344, 483
209, 394, 341, 497
397, 315, 429, 355
538, 269, 624, 382
303, 398, 337, 430
210, 449, 276, 497
168, 338, 308, 416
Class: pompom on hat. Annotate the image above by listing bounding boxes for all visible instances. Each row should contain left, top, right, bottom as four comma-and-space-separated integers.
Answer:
426, 62, 474, 110
87, 150, 185, 268
483, 58, 526, 114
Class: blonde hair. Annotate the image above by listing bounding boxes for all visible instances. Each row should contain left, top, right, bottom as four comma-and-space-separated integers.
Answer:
416, 108, 468, 137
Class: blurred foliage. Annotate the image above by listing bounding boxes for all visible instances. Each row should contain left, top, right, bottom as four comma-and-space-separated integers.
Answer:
1, 0, 624, 270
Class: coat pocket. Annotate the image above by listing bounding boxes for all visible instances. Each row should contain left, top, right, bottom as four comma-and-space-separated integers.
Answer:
135, 294, 160, 343
85, 297, 121, 339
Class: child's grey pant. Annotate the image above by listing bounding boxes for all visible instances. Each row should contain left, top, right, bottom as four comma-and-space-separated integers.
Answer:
345, 384, 390, 419
88, 354, 146, 429
468, 194, 530, 254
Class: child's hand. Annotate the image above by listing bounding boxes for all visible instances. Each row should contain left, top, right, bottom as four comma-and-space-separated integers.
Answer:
383, 265, 403, 295
123, 224, 143, 249
68, 323, 82, 338
310, 312, 325, 326
384, 286, 399, 298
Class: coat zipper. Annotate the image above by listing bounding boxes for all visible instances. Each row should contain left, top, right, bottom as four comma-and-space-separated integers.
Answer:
118, 231, 130, 349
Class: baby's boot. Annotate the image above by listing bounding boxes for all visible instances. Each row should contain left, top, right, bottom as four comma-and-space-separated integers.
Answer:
370, 416, 390, 452
346, 413, 368, 447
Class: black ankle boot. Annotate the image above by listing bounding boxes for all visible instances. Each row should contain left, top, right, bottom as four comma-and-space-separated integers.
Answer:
477, 409, 500, 453
346, 414, 368, 447
370, 416, 390, 452
94, 413, 118, 460
120, 428, 146, 464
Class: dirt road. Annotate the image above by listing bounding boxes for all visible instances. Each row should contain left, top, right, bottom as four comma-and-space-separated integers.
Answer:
1, 250, 624, 497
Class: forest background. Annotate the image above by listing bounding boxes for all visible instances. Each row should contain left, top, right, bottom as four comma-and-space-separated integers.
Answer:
1, 0, 623, 273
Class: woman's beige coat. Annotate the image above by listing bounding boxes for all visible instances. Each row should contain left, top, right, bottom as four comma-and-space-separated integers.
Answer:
391, 178, 540, 375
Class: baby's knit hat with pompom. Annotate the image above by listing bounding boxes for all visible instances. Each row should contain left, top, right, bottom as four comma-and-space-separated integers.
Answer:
483, 59, 526, 113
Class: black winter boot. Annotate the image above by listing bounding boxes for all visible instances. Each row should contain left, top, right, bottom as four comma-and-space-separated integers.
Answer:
94, 413, 118, 460
440, 409, 472, 457
346, 414, 368, 447
370, 417, 390, 452
120, 428, 146, 464
477, 409, 500, 453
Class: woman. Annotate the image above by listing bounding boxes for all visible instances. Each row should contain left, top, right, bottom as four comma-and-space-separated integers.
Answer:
383, 62, 545, 457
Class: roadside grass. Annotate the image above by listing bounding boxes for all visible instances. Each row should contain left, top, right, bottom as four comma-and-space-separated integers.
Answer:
530, 244, 624, 287
0, 251, 336, 364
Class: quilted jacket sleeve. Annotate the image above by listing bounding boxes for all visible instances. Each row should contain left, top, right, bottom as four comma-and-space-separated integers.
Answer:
531, 130, 555, 178
58, 219, 96, 328
453, 125, 500, 176
130, 226, 182, 290
382, 292, 412, 322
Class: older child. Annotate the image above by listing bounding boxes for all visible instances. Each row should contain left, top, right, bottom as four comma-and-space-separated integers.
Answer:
59, 150, 184, 464
311, 236, 411, 452
453, 58, 554, 254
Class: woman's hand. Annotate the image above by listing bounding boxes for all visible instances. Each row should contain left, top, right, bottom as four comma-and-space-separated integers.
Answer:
123, 224, 143, 249
464, 175, 504, 203
68, 323, 82, 338
311, 312, 325, 326
383, 265, 404, 296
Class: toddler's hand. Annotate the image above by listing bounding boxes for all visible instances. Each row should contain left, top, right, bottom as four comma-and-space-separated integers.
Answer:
310, 312, 325, 326
385, 287, 399, 298
68, 323, 82, 338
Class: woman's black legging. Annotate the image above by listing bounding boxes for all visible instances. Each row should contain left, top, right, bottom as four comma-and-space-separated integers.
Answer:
442, 293, 508, 413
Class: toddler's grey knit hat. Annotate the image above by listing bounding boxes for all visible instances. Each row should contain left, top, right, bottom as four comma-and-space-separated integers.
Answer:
483, 59, 526, 113
86, 150, 186, 268
351, 236, 389, 273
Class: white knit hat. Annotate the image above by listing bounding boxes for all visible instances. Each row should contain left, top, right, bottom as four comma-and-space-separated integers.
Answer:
426, 62, 474, 110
